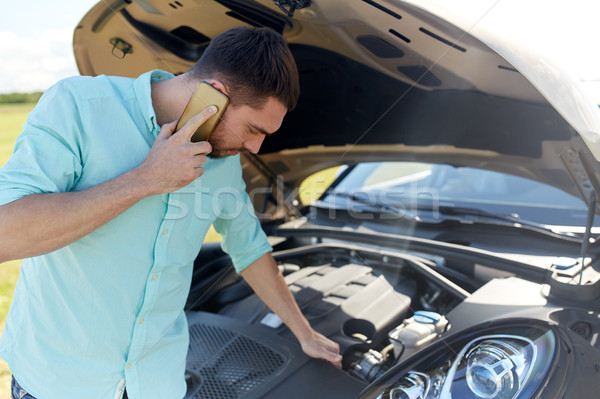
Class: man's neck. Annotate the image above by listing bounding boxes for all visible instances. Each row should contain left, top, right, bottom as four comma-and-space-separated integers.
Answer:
151, 74, 197, 126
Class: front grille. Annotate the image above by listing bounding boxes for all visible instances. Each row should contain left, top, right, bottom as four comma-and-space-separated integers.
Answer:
187, 323, 287, 399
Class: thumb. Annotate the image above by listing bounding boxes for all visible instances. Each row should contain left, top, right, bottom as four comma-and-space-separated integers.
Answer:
156, 120, 178, 141
324, 351, 343, 368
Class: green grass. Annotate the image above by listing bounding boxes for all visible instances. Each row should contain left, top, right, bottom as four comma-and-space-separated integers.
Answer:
0, 260, 20, 396
0, 102, 30, 301
0, 103, 31, 398
0, 104, 30, 167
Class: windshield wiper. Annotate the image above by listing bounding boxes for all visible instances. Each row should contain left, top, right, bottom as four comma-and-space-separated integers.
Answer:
322, 192, 417, 219
322, 193, 583, 242
432, 205, 582, 242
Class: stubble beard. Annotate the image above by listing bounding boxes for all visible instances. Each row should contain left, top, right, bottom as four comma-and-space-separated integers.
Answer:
206, 129, 242, 159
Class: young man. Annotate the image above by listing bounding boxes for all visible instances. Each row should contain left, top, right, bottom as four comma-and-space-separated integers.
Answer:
0, 27, 341, 399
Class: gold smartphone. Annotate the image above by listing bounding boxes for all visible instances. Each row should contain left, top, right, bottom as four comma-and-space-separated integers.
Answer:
176, 81, 229, 142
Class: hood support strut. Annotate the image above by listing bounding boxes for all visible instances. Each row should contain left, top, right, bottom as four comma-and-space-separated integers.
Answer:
579, 191, 597, 284
548, 149, 600, 301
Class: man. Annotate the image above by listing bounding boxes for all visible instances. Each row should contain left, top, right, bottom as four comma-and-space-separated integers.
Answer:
0, 27, 341, 399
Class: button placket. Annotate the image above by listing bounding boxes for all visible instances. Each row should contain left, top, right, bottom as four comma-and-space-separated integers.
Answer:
127, 269, 164, 360
128, 204, 172, 363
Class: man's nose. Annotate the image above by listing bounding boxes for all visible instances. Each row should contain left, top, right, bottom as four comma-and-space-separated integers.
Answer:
243, 135, 265, 154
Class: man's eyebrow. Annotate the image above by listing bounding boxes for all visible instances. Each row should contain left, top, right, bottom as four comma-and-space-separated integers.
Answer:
249, 123, 275, 136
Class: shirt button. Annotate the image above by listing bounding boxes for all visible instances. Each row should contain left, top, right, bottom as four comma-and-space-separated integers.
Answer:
126, 364, 132, 370
162, 229, 168, 236
139, 318, 145, 325
152, 275, 158, 281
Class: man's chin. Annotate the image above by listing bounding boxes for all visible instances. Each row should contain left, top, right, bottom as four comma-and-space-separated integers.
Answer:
207, 151, 227, 159
207, 150, 240, 159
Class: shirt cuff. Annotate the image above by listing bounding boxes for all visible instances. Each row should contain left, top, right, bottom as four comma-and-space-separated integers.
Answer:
231, 242, 273, 273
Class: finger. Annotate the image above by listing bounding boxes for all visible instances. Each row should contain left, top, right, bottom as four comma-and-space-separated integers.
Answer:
309, 337, 342, 367
330, 355, 343, 369
176, 105, 217, 142
321, 336, 340, 353
191, 166, 205, 180
156, 120, 178, 141
324, 347, 342, 368
322, 340, 342, 368
189, 141, 212, 156
193, 154, 207, 167
319, 350, 342, 368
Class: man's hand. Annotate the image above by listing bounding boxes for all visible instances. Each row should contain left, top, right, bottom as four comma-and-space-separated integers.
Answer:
134, 105, 216, 196
300, 329, 343, 369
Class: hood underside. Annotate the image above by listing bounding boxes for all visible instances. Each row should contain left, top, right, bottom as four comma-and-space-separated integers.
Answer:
73, 0, 600, 207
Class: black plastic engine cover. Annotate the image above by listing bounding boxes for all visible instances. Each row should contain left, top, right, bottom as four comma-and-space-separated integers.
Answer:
218, 263, 412, 353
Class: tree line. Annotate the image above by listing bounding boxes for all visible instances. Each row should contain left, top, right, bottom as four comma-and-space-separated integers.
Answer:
0, 92, 43, 104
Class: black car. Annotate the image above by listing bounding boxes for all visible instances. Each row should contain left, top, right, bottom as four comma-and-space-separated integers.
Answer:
74, 1, 600, 398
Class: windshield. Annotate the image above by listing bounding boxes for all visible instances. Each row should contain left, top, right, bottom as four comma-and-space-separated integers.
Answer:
321, 162, 598, 228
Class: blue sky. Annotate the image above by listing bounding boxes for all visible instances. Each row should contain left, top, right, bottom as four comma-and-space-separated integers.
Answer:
0, 0, 98, 93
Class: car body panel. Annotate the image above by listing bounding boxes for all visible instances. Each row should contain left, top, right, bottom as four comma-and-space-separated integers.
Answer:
74, 0, 600, 210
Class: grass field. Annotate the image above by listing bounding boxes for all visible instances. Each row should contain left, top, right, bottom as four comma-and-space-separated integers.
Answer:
0, 102, 336, 397
0, 103, 31, 397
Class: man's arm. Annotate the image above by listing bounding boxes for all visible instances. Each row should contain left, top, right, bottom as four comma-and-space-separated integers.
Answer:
240, 252, 343, 368
0, 107, 216, 263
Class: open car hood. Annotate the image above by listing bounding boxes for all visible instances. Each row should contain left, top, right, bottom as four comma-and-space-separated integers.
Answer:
73, 0, 600, 214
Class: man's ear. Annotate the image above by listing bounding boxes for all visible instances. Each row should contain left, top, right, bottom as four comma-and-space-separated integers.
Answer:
206, 80, 230, 96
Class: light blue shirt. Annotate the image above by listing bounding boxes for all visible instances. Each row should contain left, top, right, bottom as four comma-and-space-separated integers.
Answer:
0, 70, 272, 399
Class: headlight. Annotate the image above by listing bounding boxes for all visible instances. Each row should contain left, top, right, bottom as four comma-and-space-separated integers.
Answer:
359, 320, 557, 399
389, 371, 429, 399
463, 338, 529, 398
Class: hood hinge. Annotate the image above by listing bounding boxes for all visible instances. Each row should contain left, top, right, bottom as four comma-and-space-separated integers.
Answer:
560, 148, 599, 208
274, 0, 311, 17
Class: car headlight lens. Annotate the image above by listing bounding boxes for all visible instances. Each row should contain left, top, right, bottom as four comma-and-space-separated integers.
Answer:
389, 372, 429, 399
361, 321, 556, 399
465, 340, 525, 398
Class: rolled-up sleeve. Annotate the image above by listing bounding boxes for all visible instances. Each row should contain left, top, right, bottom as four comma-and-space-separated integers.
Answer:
213, 159, 272, 273
0, 82, 83, 206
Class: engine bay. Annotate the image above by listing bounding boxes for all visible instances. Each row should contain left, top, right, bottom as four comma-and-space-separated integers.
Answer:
184, 243, 474, 398
183, 237, 600, 399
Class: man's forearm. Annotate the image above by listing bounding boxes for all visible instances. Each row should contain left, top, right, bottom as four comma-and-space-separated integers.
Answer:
0, 168, 153, 263
240, 253, 342, 367
240, 253, 313, 340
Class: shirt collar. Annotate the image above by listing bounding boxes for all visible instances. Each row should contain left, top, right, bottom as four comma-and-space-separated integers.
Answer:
133, 69, 175, 135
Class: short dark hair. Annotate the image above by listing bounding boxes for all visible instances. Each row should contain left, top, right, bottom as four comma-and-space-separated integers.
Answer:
188, 27, 300, 110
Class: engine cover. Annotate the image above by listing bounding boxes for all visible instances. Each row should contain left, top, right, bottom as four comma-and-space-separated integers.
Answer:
219, 263, 412, 352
